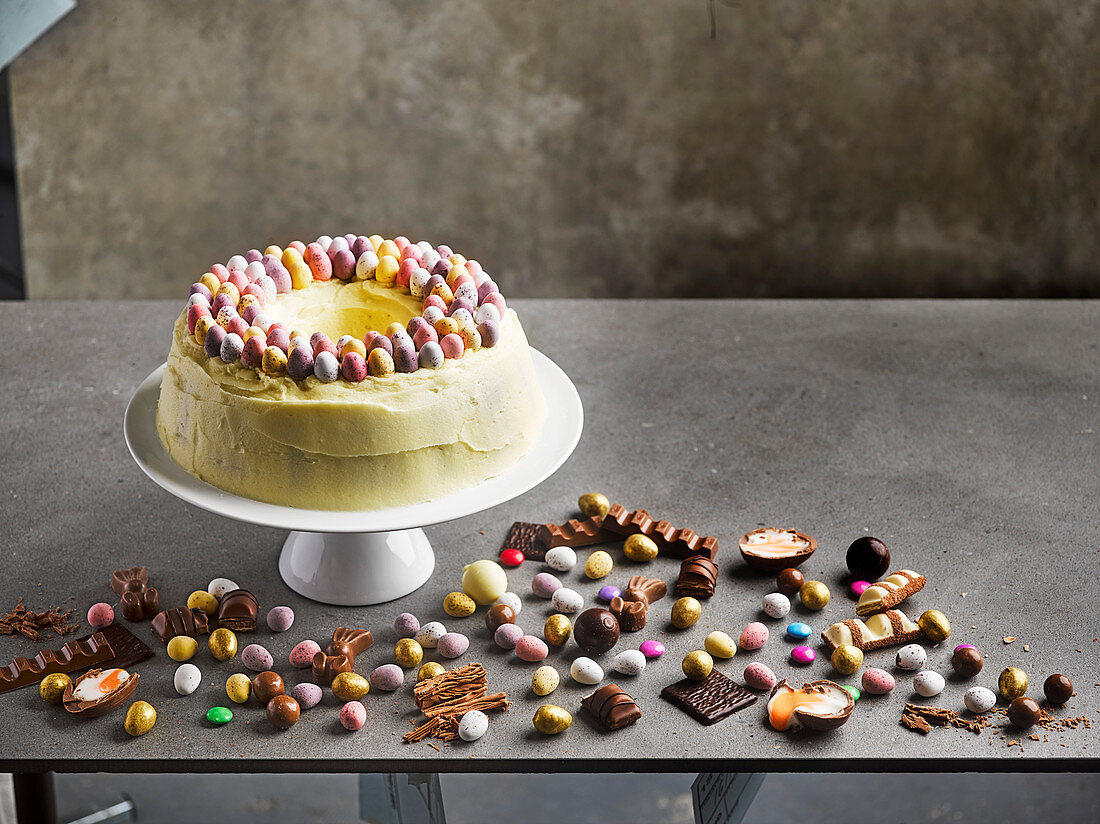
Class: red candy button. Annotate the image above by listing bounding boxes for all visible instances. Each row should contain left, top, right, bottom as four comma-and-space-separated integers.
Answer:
500, 549, 525, 567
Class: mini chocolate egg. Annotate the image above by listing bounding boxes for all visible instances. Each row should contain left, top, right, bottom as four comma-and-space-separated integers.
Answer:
704, 631, 736, 659
798, 580, 831, 610
744, 662, 778, 691
762, 592, 791, 619
208, 628, 238, 662
499, 548, 525, 567
998, 667, 1028, 700
786, 622, 811, 641
531, 572, 562, 598
333, 671, 371, 700
533, 704, 572, 735
951, 645, 983, 678
612, 649, 647, 676
290, 682, 322, 710
173, 664, 201, 696
266, 606, 294, 633
287, 346, 315, 381
1044, 673, 1074, 706
241, 644, 274, 672
415, 621, 446, 648
314, 350, 340, 382
40, 673, 72, 704
87, 602, 114, 629
551, 587, 583, 614
124, 701, 156, 736
340, 700, 366, 731
640, 640, 665, 658
494, 623, 525, 649
918, 610, 951, 643
394, 612, 420, 638
570, 656, 604, 685
776, 568, 805, 595
739, 622, 769, 650
494, 592, 522, 615
418, 662, 446, 682
262, 345, 288, 376
578, 492, 611, 518
544, 546, 577, 572
1007, 696, 1042, 729
438, 632, 470, 659
419, 340, 445, 370
623, 534, 659, 562
394, 638, 424, 668
790, 646, 816, 665
478, 320, 500, 348
895, 643, 927, 671
912, 670, 946, 697
461, 560, 508, 605
861, 667, 896, 695
598, 586, 621, 603
220, 332, 244, 363
458, 709, 489, 742
226, 673, 252, 704
515, 635, 549, 662
831, 644, 864, 675
584, 550, 614, 579
267, 694, 301, 730
532, 665, 560, 696
252, 671, 284, 704
964, 686, 997, 713
290, 640, 322, 668
671, 597, 703, 629
682, 650, 714, 681
443, 591, 477, 618
369, 664, 403, 692
543, 613, 573, 647
167, 635, 198, 662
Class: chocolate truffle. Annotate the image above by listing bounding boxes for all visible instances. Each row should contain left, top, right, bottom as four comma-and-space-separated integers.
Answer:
252, 671, 284, 704
485, 603, 516, 633
1007, 696, 1041, 729
845, 537, 890, 580
266, 694, 300, 729
572, 608, 620, 656
951, 646, 983, 678
1043, 673, 1073, 706
776, 568, 804, 595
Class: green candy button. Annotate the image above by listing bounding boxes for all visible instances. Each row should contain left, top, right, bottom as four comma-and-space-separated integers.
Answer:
842, 685, 861, 702
206, 706, 233, 725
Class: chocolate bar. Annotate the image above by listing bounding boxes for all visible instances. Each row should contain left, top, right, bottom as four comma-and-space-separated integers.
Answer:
96, 622, 155, 670
675, 556, 718, 598
821, 609, 922, 652
609, 596, 647, 632
150, 607, 209, 645
855, 570, 926, 616
581, 684, 641, 731
622, 575, 667, 604
501, 521, 547, 561
537, 517, 613, 549
216, 589, 258, 632
661, 670, 757, 725
601, 505, 718, 560
0, 632, 114, 694
110, 566, 160, 621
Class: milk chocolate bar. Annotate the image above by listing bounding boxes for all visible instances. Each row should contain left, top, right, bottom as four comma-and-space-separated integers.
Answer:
821, 609, 922, 652
601, 505, 718, 560
675, 556, 718, 598
581, 684, 641, 731
110, 566, 160, 621
855, 570, 926, 616
622, 575, 667, 604
0, 632, 114, 694
501, 521, 547, 561
609, 596, 647, 632
216, 589, 258, 632
537, 517, 613, 549
150, 607, 209, 645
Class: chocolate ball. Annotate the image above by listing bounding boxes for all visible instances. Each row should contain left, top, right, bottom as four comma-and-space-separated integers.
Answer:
776, 568, 804, 595
1007, 696, 1041, 729
252, 671, 284, 704
572, 608, 620, 656
485, 603, 516, 633
1043, 673, 1073, 706
845, 536, 890, 580
951, 646, 983, 678
266, 694, 300, 729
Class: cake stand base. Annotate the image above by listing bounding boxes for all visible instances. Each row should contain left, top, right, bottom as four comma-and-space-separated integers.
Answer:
278, 528, 435, 606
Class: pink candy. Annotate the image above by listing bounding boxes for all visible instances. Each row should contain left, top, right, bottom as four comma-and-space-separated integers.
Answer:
290, 640, 322, 668
412, 325, 438, 349
340, 352, 367, 382
494, 623, 524, 649
861, 667, 896, 695
743, 662, 777, 691
790, 646, 816, 665
440, 334, 464, 359
304, 242, 332, 282
531, 572, 562, 598
210, 263, 231, 283
187, 304, 211, 335
423, 294, 447, 312
639, 640, 665, 659
340, 701, 366, 731
739, 622, 769, 650
514, 636, 549, 662
332, 249, 356, 281
87, 603, 114, 629
227, 269, 249, 293
851, 581, 871, 596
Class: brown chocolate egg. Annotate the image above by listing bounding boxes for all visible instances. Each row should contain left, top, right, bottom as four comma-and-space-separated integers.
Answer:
1043, 674, 1073, 706
266, 694, 300, 729
1007, 696, 1041, 729
739, 528, 817, 572
252, 671, 284, 704
845, 536, 891, 580
485, 603, 516, 633
572, 608, 620, 656
776, 568, 805, 595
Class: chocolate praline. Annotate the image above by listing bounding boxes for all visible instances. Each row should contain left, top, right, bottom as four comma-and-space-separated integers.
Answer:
845, 537, 890, 580
485, 603, 516, 633
1007, 696, 1041, 729
252, 671, 284, 704
572, 608, 620, 656
776, 568, 804, 595
1043, 674, 1073, 706
951, 646, 983, 678
266, 694, 300, 729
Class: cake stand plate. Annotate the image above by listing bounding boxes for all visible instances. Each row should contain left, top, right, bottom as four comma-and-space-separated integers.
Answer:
124, 349, 582, 605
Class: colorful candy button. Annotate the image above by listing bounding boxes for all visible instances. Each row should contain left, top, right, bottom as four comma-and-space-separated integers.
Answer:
206, 706, 233, 725
851, 580, 871, 597
786, 622, 811, 640
640, 640, 665, 659
790, 646, 816, 665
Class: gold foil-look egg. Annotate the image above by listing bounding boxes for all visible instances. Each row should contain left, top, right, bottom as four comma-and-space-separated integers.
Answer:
918, 609, 951, 643
831, 644, 864, 675
543, 614, 573, 647
226, 673, 252, 704
998, 667, 1028, 700
578, 493, 610, 518
443, 591, 477, 618
584, 550, 614, 580
704, 631, 736, 659
671, 597, 702, 629
39, 673, 71, 705
394, 638, 424, 668
208, 628, 238, 662
186, 590, 219, 616
417, 662, 445, 682
623, 534, 659, 562
167, 636, 198, 662
532, 666, 560, 696
532, 704, 572, 735
124, 700, 157, 736
798, 580, 831, 610
332, 672, 370, 701
682, 650, 714, 681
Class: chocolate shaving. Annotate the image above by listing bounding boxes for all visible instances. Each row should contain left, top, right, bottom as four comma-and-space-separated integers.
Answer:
0, 598, 79, 641
405, 663, 509, 743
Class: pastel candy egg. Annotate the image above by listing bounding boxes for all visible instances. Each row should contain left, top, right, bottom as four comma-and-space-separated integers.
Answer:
532, 666, 560, 696
226, 269, 249, 293
350, 237, 371, 259
262, 346, 288, 376
598, 586, 621, 603
173, 663, 202, 696
310, 332, 336, 356
569, 657, 604, 685
494, 592, 522, 615
244, 260, 266, 282
225, 673, 252, 703
912, 670, 946, 697
458, 710, 489, 742
786, 622, 811, 640
439, 333, 465, 359
287, 346, 315, 381
422, 305, 445, 325
483, 292, 507, 316
494, 623, 524, 649
412, 325, 439, 349
267, 326, 290, 353
329, 236, 350, 255
340, 351, 367, 382
364, 330, 393, 355
355, 251, 379, 280
286, 259, 313, 290
241, 283, 266, 307
418, 341, 445, 369
861, 667, 896, 695
246, 248, 263, 263
544, 546, 577, 572
368, 235, 384, 251
87, 602, 114, 629
290, 682, 322, 710
369, 664, 404, 692
397, 257, 418, 288
964, 686, 997, 714
393, 340, 418, 373
226, 316, 250, 338
476, 279, 498, 303
415, 621, 446, 648
639, 640, 665, 659
332, 248, 356, 281
241, 335, 266, 368
531, 572, 562, 598
394, 613, 420, 638
436, 244, 454, 258
739, 622, 769, 650
193, 316, 216, 347
256, 274, 279, 301
744, 662, 777, 691
438, 632, 470, 659
216, 281, 241, 306
551, 588, 583, 614
762, 592, 791, 619
266, 606, 295, 632
704, 631, 736, 659
287, 240, 306, 254
515, 635, 549, 662
187, 303, 211, 335
289, 640, 322, 668
207, 578, 238, 599
185, 590, 216, 614
340, 701, 366, 731
410, 267, 432, 298
313, 350, 339, 382
227, 254, 248, 271
465, 259, 483, 277
790, 645, 816, 665
401, 243, 423, 262
584, 550, 614, 579
453, 282, 478, 305
242, 644, 274, 672
612, 649, 647, 676
475, 303, 501, 326
430, 282, 454, 305
367, 348, 395, 377
315, 235, 333, 251
303, 242, 332, 281
211, 293, 235, 318
377, 239, 400, 260
190, 282, 213, 303
376, 255, 400, 286
448, 304, 475, 326
477, 320, 500, 348
895, 643, 927, 671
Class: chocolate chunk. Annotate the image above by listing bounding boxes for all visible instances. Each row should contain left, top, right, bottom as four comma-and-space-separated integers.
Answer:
502, 521, 547, 561
675, 556, 718, 598
661, 670, 757, 725
622, 575, 667, 605
581, 684, 641, 731
601, 505, 718, 560
110, 567, 160, 621
901, 712, 932, 734
216, 589, 258, 632
312, 652, 352, 685
537, 517, 614, 549
609, 597, 647, 632
150, 608, 209, 645
572, 608, 620, 656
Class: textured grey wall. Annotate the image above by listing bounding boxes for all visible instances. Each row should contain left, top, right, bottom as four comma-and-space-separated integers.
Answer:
11, 0, 1100, 299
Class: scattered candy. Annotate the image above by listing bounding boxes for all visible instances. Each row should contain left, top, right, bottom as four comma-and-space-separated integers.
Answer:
267, 694, 301, 729
458, 710, 489, 742
438, 632, 470, 659
850, 581, 871, 597
912, 670, 946, 697
252, 671, 285, 703
543, 614, 573, 647
842, 685, 861, 702
241, 644, 274, 672
290, 640, 321, 668
831, 644, 864, 675
640, 640, 665, 659
314, 350, 339, 382
187, 590, 219, 616
515, 636, 549, 662
570, 657, 604, 685
418, 662, 446, 682
790, 646, 816, 665
415, 622, 446, 648
531, 572, 562, 598
394, 638, 424, 668
998, 666, 1028, 700
598, 585, 621, 603
612, 649, 647, 676
266, 606, 294, 633
394, 613, 420, 639
682, 650, 714, 681
1044, 673, 1073, 706
461, 560, 508, 605
173, 664, 201, 696
225, 673, 252, 704
951, 645, 983, 678
798, 580, 831, 610
623, 534, 659, 562
494, 623, 524, 649
208, 628, 238, 662
846, 536, 891, 580
704, 631, 736, 659
167, 636, 198, 662
895, 643, 927, 671
494, 592, 521, 615
761, 593, 791, 619
743, 662, 777, 691
533, 705, 572, 735
671, 597, 702, 629
786, 622, 811, 640
39, 673, 71, 704
206, 706, 233, 726
290, 682, 322, 710
544, 546, 577, 572
578, 492, 611, 517
500, 548, 525, 567
861, 667, 896, 695
532, 665, 560, 695
443, 591, 477, 618
584, 550, 614, 579
340, 701, 366, 731
776, 568, 805, 595
551, 587, 583, 614
918, 609, 951, 643
334, 671, 372, 700
124, 701, 157, 736
739, 622, 769, 650
964, 685, 997, 713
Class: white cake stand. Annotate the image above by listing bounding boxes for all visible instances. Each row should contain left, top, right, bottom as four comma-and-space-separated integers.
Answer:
124, 350, 582, 605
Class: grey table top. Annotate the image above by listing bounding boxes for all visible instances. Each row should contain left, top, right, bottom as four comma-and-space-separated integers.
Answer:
0, 299, 1097, 773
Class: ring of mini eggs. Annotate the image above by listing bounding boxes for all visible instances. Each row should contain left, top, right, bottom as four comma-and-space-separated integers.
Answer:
184, 235, 508, 383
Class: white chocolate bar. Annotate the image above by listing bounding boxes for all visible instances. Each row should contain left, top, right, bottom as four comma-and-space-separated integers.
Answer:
856, 569, 926, 616
822, 609, 922, 651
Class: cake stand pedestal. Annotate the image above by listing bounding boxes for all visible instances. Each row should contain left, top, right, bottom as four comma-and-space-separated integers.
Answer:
124, 350, 582, 605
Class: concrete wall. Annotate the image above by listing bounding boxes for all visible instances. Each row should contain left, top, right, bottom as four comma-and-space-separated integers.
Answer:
11, 0, 1100, 299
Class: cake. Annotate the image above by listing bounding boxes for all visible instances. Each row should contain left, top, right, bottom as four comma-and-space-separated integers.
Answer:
156, 234, 546, 510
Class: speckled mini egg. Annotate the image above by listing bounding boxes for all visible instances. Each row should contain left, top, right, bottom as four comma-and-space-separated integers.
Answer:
964, 686, 997, 714
597, 585, 621, 603
418, 341, 445, 369
739, 622, 769, 650
173, 664, 201, 696
478, 320, 501, 348
761, 592, 791, 619
515, 636, 549, 662
340, 701, 366, 731
494, 623, 524, 649
443, 591, 477, 618
87, 602, 114, 629
531, 572, 562, 598
313, 350, 340, 382
437, 632, 470, 659
861, 667, 896, 695
640, 640, 665, 659
544, 546, 577, 572
494, 592, 522, 616
394, 638, 424, 668
912, 669, 946, 697
187, 590, 219, 616
743, 662, 777, 691
369, 664, 403, 692
584, 550, 614, 579
895, 643, 927, 671
291, 682, 322, 710
458, 710, 489, 742
831, 644, 864, 675
418, 662, 446, 682
704, 631, 736, 659
225, 673, 252, 704
220, 333, 244, 363
241, 644, 274, 672
570, 657, 604, 685
551, 587, 583, 614
612, 649, 647, 676
532, 665, 560, 696
290, 640, 322, 668
394, 612, 421, 638
415, 622, 447, 648
266, 606, 294, 633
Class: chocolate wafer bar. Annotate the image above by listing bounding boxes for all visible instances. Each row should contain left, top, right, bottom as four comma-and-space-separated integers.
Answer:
0, 632, 114, 694
501, 522, 547, 561
855, 570, 926, 616
150, 607, 210, 645
821, 609, 922, 652
581, 684, 641, 731
601, 505, 718, 560
537, 517, 613, 549
661, 670, 757, 725
675, 556, 718, 598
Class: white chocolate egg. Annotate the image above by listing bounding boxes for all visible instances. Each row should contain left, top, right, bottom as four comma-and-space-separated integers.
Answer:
544, 546, 577, 572
551, 587, 583, 614
458, 710, 489, 742
612, 649, 646, 676
173, 663, 201, 696
895, 643, 927, 671
569, 657, 604, 685
912, 670, 946, 697
415, 621, 447, 648
964, 686, 997, 713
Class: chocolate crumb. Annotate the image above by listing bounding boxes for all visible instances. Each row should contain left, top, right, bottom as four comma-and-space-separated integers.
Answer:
1003, 637, 1016, 644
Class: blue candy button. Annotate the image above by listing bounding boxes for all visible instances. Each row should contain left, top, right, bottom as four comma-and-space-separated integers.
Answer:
786, 622, 811, 640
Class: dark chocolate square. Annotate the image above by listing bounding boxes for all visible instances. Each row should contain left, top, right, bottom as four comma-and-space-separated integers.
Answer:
660, 670, 757, 725
502, 521, 547, 561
